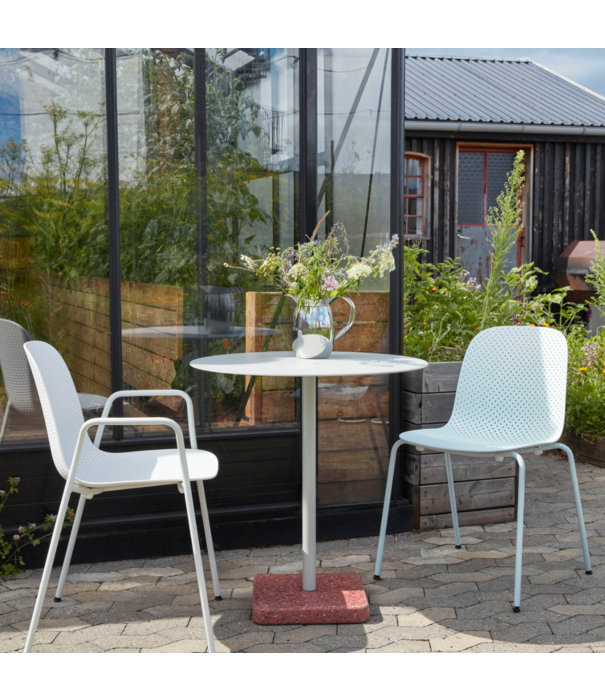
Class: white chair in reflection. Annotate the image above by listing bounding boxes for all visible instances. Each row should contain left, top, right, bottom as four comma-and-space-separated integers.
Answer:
22, 341, 221, 653
0, 319, 107, 444
374, 326, 592, 613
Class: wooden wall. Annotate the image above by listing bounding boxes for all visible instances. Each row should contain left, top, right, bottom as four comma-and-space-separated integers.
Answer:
245, 291, 391, 506
406, 133, 605, 289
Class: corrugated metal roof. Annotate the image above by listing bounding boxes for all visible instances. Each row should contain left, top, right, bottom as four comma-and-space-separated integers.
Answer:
405, 55, 605, 127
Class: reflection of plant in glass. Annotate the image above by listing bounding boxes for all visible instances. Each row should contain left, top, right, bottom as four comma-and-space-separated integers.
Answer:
1, 477, 75, 580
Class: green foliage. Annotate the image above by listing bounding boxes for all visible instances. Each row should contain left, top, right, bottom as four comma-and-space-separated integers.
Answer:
0, 477, 75, 580
403, 150, 585, 362
479, 150, 526, 331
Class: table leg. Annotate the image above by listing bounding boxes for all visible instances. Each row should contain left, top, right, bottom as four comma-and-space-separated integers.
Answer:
301, 375, 317, 592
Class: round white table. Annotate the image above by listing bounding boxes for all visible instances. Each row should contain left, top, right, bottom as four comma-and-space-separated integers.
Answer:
191, 351, 427, 600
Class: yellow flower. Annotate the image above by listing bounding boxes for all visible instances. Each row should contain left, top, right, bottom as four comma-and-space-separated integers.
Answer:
579, 367, 587, 371
543, 323, 549, 327
432, 286, 436, 291
529, 324, 536, 327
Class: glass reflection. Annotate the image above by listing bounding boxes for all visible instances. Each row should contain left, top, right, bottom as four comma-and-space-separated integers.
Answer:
0, 48, 108, 444
116, 48, 299, 435
316, 48, 392, 506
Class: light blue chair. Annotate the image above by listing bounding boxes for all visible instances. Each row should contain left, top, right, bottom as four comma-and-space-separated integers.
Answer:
375, 326, 592, 612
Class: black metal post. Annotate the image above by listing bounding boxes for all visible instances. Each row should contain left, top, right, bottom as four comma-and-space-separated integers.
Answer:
194, 49, 208, 431
389, 48, 405, 499
105, 48, 123, 438
299, 49, 317, 243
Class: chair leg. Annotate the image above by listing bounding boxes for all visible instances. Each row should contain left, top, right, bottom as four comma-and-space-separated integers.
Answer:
374, 439, 404, 580
54, 493, 86, 602
196, 481, 222, 600
0, 399, 11, 445
182, 478, 215, 653
555, 443, 592, 574
444, 452, 461, 549
23, 484, 73, 653
512, 452, 526, 612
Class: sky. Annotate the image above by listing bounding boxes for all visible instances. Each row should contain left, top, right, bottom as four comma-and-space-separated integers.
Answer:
409, 49, 605, 98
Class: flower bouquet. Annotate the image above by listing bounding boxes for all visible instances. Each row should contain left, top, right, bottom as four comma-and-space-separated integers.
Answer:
228, 215, 399, 358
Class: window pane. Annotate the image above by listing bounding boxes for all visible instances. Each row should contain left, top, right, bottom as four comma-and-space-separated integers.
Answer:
0, 49, 108, 445
408, 198, 422, 217
407, 158, 421, 176
117, 48, 299, 436
487, 152, 516, 213
406, 177, 421, 196
317, 48, 391, 507
458, 152, 485, 224
407, 217, 422, 236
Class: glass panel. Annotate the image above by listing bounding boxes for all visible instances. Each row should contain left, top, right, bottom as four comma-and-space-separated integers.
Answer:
408, 198, 422, 217
406, 176, 421, 196
116, 48, 299, 437
407, 158, 421, 176
487, 152, 516, 213
316, 48, 391, 506
458, 151, 485, 224
0, 48, 108, 445
407, 217, 422, 236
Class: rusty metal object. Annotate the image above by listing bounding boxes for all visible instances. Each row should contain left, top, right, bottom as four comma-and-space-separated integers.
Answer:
554, 240, 605, 303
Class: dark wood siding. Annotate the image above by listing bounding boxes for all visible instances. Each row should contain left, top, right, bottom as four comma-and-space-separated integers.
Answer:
407, 133, 605, 290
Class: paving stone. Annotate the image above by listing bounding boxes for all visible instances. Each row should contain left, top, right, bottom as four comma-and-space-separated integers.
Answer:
367, 640, 431, 652
549, 615, 605, 636
320, 554, 371, 567
142, 639, 207, 653
243, 642, 323, 653
94, 634, 170, 651
274, 625, 336, 644
528, 570, 580, 585
369, 587, 424, 605
549, 604, 605, 616
425, 582, 479, 598
431, 631, 491, 652
119, 567, 183, 578
97, 576, 160, 591
215, 630, 274, 652
430, 572, 494, 583
122, 617, 189, 636
66, 572, 124, 583
396, 607, 455, 627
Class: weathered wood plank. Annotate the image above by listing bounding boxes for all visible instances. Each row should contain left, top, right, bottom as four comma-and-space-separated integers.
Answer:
419, 477, 515, 515
402, 389, 456, 424
419, 507, 515, 530
401, 361, 462, 394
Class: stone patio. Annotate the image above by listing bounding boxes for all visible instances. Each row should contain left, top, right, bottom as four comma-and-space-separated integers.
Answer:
3, 451, 605, 653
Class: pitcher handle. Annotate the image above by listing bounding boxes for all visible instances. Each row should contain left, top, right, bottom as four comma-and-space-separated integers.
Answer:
333, 296, 356, 342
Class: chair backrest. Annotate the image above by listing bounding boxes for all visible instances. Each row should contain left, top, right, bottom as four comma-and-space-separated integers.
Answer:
23, 341, 88, 479
0, 319, 40, 414
449, 326, 568, 446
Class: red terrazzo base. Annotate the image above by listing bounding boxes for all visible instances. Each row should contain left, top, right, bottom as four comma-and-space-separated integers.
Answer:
252, 573, 370, 625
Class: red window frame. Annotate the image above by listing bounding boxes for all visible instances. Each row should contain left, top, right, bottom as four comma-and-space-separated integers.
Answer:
404, 155, 425, 239
458, 148, 517, 226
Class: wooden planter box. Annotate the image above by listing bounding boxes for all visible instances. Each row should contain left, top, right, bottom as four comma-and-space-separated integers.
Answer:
565, 434, 605, 469
401, 361, 517, 530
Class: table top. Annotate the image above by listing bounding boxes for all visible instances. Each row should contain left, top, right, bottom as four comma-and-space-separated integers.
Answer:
122, 326, 280, 340
190, 351, 427, 377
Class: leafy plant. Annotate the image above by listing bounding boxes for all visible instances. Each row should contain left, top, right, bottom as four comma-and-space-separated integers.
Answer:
0, 477, 74, 580
231, 215, 399, 309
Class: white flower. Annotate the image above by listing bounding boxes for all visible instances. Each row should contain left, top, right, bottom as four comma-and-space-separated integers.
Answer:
240, 254, 256, 271
347, 262, 373, 281
288, 263, 309, 279
375, 251, 396, 278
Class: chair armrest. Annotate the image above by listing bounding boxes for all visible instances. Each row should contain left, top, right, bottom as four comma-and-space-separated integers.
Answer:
68, 417, 192, 494
95, 390, 197, 449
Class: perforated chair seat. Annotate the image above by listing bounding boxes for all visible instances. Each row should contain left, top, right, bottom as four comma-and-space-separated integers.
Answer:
399, 428, 553, 454
74, 444, 218, 490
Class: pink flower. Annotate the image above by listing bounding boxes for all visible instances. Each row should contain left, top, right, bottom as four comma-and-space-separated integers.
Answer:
322, 276, 338, 291
13, 534, 19, 540
49, 514, 57, 522
13, 477, 20, 483
0, 490, 5, 495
